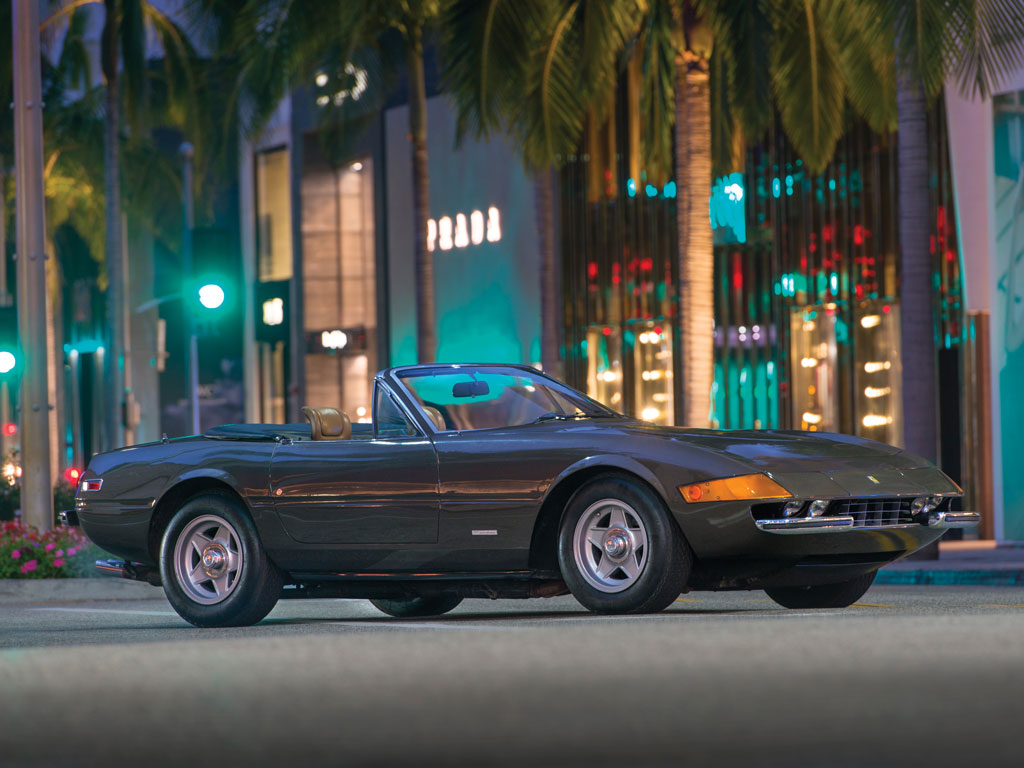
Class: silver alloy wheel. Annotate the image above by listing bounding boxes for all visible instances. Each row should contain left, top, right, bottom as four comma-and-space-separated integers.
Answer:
572, 499, 650, 593
173, 514, 243, 605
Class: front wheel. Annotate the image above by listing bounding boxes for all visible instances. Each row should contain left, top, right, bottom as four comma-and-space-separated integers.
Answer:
557, 476, 692, 614
370, 595, 463, 618
159, 492, 283, 627
764, 571, 877, 609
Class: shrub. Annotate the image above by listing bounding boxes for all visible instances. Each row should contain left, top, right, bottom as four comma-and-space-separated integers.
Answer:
0, 520, 104, 579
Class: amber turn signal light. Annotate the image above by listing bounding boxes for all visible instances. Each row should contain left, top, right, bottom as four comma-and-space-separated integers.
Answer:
680, 474, 792, 503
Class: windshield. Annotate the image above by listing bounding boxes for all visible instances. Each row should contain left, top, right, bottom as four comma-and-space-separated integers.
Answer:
395, 366, 619, 431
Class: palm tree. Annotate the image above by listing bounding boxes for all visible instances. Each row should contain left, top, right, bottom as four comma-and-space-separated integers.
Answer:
442, 0, 637, 376
44, 0, 198, 448
637, 0, 907, 426
207, 0, 446, 363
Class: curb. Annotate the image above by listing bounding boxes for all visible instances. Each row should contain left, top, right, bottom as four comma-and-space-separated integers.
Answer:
0, 577, 164, 605
876, 569, 1024, 586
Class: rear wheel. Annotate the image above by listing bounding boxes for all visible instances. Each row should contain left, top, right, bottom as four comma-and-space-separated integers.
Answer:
764, 571, 877, 609
370, 595, 463, 618
159, 492, 283, 627
557, 476, 692, 614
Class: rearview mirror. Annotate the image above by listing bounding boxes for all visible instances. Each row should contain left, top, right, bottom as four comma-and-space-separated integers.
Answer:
452, 380, 490, 398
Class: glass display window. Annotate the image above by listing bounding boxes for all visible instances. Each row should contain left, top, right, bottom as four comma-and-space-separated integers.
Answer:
789, 304, 839, 432
853, 300, 903, 446
632, 322, 673, 425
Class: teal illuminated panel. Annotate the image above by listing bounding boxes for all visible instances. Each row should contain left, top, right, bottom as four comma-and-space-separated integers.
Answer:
385, 97, 540, 367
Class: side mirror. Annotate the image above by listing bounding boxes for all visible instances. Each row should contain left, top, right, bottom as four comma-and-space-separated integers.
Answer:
452, 380, 490, 398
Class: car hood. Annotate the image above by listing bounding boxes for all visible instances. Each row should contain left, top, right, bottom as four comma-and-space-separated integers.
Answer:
608, 421, 953, 496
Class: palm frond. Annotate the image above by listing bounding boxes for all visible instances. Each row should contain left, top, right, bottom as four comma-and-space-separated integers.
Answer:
635, 0, 677, 178
441, 0, 543, 143
948, 0, 1024, 99
829, 1, 897, 134
770, 0, 846, 174
705, 0, 773, 145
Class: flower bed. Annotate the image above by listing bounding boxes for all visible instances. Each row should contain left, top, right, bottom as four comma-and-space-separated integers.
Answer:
0, 520, 101, 579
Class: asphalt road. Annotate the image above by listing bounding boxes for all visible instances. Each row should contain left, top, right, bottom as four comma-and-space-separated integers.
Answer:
2, 585, 1023, 767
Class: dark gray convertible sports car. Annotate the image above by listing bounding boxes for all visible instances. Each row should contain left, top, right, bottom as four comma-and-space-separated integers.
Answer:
67, 363, 977, 627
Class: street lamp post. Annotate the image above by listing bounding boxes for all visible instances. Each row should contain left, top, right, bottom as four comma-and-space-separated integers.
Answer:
179, 143, 200, 435
12, 0, 53, 529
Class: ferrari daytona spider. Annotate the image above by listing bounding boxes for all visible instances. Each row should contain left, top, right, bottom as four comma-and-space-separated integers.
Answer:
66, 363, 977, 627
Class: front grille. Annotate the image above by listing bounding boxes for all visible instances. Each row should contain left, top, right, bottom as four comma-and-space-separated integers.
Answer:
828, 498, 913, 528
751, 497, 946, 529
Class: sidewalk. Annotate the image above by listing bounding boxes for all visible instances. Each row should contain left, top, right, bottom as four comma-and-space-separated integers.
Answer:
0, 576, 162, 605
876, 540, 1024, 586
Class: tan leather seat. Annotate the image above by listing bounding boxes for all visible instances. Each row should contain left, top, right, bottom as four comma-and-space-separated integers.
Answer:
301, 406, 352, 440
422, 405, 446, 431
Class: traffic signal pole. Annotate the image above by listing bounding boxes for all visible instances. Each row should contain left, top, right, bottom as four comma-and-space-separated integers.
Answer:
179, 143, 200, 435
12, 0, 54, 530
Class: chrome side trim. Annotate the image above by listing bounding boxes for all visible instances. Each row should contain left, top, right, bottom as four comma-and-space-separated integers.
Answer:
928, 511, 980, 529
755, 516, 855, 534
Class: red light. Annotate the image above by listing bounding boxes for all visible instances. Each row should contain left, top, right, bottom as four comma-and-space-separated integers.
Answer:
882, 305, 891, 314
853, 225, 864, 246
2, 423, 16, 437
64, 467, 82, 486
603, 327, 611, 336
587, 262, 598, 279
654, 326, 662, 334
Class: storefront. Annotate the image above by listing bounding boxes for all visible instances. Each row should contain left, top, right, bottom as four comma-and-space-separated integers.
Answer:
560, 98, 965, 485
242, 90, 540, 427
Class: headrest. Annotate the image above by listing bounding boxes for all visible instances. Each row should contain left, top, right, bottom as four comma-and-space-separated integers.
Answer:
422, 405, 446, 431
301, 406, 352, 440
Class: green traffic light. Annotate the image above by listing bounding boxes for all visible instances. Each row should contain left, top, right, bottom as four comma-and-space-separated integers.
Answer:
0, 351, 16, 374
198, 284, 225, 310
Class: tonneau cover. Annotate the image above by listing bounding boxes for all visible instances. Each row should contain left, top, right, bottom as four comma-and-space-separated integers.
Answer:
203, 423, 310, 441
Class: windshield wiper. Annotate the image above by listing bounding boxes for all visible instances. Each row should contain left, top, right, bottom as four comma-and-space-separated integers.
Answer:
533, 411, 616, 423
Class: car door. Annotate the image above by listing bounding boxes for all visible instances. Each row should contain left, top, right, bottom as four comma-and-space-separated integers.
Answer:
270, 385, 439, 544
431, 424, 561, 569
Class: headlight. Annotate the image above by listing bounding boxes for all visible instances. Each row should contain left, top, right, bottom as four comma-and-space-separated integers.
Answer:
807, 499, 829, 517
680, 473, 792, 503
782, 501, 804, 517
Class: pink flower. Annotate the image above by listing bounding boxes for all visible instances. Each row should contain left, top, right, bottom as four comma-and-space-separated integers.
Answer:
56, 549, 64, 558
53, 557, 66, 568
20, 559, 37, 574
67, 547, 78, 556
45, 542, 55, 552
11, 550, 20, 559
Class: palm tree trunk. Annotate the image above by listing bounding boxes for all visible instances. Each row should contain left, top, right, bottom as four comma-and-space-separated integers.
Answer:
534, 168, 559, 376
102, 0, 124, 449
897, 80, 937, 462
674, 50, 714, 427
408, 26, 435, 364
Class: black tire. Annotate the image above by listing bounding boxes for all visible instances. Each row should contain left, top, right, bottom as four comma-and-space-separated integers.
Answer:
764, 571, 877, 609
557, 475, 692, 614
159, 491, 283, 627
370, 595, 463, 618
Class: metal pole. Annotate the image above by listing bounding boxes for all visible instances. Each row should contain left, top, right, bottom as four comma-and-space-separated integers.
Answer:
1, 157, 9, 462
179, 143, 200, 435
12, 0, 53, 529
121, 212, 135, 445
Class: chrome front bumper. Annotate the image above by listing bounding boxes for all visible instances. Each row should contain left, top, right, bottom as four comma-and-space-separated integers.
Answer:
755, 510, 980, 535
